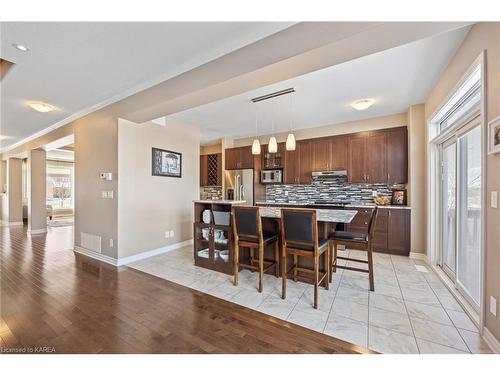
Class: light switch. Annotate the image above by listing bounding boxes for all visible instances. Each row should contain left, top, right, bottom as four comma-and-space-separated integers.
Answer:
491, 296, 497, 317
492, 191, 498, 208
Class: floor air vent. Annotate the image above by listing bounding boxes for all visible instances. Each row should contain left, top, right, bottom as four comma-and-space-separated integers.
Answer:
81, 232, 102, 253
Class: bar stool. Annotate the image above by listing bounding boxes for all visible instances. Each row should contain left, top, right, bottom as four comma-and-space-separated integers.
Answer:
330, 207, 378, 291
232, 206, 279, 293
280, 208, 330, 309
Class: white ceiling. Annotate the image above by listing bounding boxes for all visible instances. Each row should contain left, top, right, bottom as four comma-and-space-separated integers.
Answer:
171, 27, 470, 144
0, 22, 294, 150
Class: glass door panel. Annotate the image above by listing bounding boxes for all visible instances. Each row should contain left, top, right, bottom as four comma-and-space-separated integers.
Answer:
457, 125, 482, 307
441, 141, 457, 276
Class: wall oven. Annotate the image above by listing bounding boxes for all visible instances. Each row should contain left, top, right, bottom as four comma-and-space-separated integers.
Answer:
261, 169, 282, 184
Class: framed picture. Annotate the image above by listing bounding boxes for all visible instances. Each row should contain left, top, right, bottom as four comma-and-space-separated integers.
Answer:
391, 189, 407, 206
488, 115, 500, 155
152, 147, 182, 178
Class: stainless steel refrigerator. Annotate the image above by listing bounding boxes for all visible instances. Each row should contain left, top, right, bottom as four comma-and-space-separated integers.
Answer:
224, 169, 254, 205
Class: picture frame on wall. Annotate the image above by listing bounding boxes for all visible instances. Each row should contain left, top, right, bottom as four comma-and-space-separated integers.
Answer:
391, 189, 407, 206
488, 115, 500, 155
152, 147, 182, 178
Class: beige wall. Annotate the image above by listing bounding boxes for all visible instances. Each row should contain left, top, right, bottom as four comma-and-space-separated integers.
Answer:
425, 22, 500, 341
117, 117, 200, 258
73, 111, 119, 258
7, 158, 23, 224
231, 112, 407, 147
200, 143, 222, 155
27, 149, 47, 232
407, 105, 426, 254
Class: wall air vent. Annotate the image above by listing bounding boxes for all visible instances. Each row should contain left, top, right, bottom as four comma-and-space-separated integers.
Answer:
81, 232, 102, 253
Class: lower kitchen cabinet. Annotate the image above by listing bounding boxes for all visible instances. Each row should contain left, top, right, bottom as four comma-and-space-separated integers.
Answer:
347, 207, 410, 256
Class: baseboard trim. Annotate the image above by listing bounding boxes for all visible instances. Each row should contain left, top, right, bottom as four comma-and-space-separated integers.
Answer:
74, 239, 193, 268
74, 246, 118, 266
116, 239, 193, 266
28, 228, 47, 235
483, 327, 500, 354
409, 252, 428, 262
7, 221, 24, 227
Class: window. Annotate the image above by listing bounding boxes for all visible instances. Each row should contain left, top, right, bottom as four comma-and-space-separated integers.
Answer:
46, 162, 74, 210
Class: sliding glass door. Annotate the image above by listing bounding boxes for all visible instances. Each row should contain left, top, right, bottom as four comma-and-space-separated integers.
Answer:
439, 120, 482, 310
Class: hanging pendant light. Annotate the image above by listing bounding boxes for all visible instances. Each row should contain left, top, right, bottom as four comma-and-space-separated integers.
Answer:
251, 103, 261, 155
268, 100, 277, 153
286, 91, 296, 151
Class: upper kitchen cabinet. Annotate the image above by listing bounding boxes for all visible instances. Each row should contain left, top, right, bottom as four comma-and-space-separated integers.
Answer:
200, 153, 222, 187
298, 140, 313, 184
262, 142, 285, 169
386, 127, 408, 183
284, 147, 299, 184
348, 127, 407, 184
312, 136, 348, 171
225, 146, 253, 170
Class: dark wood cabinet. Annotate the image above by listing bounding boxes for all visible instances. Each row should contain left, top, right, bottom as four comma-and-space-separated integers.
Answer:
200, 153, 222, 187
225, 146, 253, 170
312, 137, 331, 171
387, 208, 410, 255
367, 132, 387, 183
330, 136, 348, 170
386, 127, 408, 183
284, 148, 299, 184
298, 140, 313, 184
348, 135, 367, 183
347, 207, 410, 256
262, 142, 285, 169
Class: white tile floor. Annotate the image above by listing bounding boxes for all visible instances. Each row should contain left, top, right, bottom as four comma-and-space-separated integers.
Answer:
129, 246, 492, 354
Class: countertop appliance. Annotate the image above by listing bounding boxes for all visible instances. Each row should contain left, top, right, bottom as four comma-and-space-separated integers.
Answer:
261, 169, 282, 184
311, 170, 347, 178
224, 169, 254, 205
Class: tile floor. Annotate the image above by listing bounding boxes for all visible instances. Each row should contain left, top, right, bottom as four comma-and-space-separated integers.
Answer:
129, 246, 492, 354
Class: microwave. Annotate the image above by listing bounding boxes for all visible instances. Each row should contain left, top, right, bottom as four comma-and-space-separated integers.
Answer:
261, 169, 282, 184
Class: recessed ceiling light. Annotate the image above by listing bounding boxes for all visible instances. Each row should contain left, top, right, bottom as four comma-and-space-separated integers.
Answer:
28, 102, 56, 113
12, 43, 29, 52
351, 99, 375, 111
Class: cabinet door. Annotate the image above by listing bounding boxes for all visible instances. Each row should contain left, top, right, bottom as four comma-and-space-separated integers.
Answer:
284, 148, 299, 184
387, 127, 408, 183
387, 209, 410, 255
298, 140, 312, 184
372, 209, 388, 250
225, 148, 238, 170
200, 155, 208, 187
348, 135, 366, 183
330, 136, 348, 170
312, 137, 331, 171
239, 146, 254, 169
367, 132, 388, 183
216, 153, 222, 186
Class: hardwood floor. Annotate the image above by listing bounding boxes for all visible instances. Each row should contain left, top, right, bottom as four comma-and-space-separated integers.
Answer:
0, 225, 373, 354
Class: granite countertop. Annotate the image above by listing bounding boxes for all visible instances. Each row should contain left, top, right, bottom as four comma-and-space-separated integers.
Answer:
255, 201, 411, 210
193, 200, 246, 205
259, 206, 357, 223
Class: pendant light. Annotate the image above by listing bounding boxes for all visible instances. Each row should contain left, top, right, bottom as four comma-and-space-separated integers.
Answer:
268, 100, 278, 153
286, 93, 296, 151
251, 104, 261, 155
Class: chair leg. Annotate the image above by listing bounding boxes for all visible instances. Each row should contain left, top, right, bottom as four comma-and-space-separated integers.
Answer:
367, 243, 374, 292
328, 242, 333, 283
274, 241, 279, 278
233, 243, 239, 286
293, 254, 298, 282
332, 242, 338, 273
313, 253, 319, 309
250, 248, 254, 270
324, 247, 329, 290
258, 245, 264, 293
281, 250, 287, 300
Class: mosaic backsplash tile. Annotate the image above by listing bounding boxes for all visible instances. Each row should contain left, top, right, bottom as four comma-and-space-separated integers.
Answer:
200, 186, 223, 200
265, 176, 393, 204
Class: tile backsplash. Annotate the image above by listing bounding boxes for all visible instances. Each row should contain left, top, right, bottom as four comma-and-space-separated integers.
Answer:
265, 176, 393, 203
200, 186, 223, 200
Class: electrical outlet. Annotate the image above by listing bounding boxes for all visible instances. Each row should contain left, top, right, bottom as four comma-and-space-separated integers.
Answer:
165, 231, 170, 239
101, 190, 114, 199
372, 190, 378, 197
492, 191, 498, 208
109, 239, 114, 248
491, 296, 497, 317
285, 191, 289, 196
169, 230, 174, 238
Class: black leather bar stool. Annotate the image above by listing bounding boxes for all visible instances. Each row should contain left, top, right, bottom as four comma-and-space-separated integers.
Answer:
232, 206, 279, 293
330, 207, 378, 291
280, 208, 330, 309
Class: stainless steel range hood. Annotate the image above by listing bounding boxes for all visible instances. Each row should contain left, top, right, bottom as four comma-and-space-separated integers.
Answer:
311, 170, 347, 178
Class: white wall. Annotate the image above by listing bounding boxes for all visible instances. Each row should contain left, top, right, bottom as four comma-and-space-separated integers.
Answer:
117, 117, 200, 258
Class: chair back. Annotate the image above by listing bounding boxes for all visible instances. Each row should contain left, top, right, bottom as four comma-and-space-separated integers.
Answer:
367, 207, 379, 240
281, 208, 317, 250
232, 206, 262, 242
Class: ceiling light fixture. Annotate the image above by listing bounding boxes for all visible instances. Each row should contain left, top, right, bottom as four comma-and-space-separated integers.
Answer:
268, 100, 277, 154
286, 92, 296, 151
351, 98, 375, 111
12, 43, 29, 52
252, 105, 261, 155
28, 102, 56, 113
